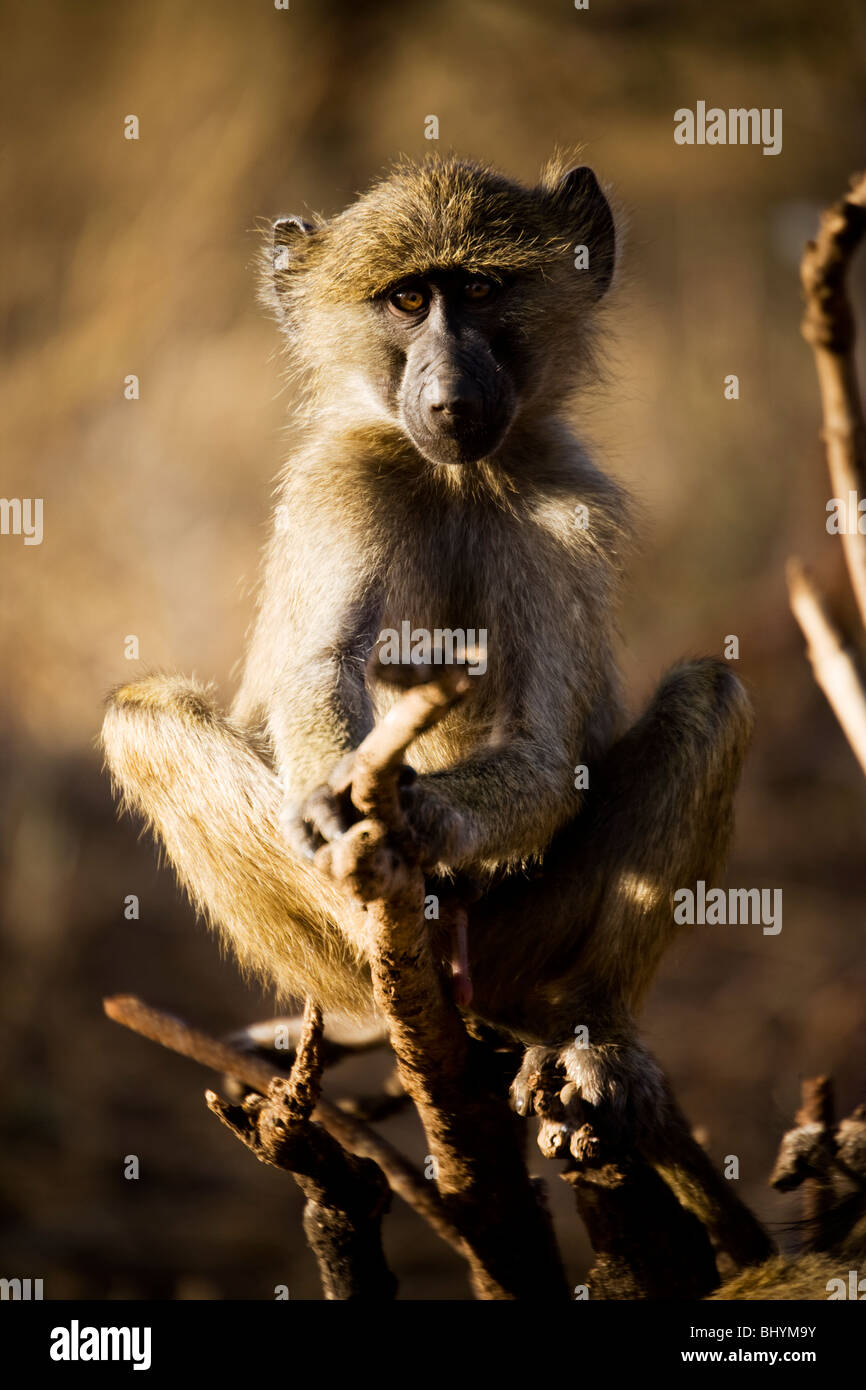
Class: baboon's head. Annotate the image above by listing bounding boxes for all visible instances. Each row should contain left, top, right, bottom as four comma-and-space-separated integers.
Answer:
267, 154, 615, 467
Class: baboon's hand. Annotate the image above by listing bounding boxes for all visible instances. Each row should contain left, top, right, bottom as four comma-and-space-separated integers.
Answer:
400, 778, 472, 871
281, 751, 358, 861
281, 754, 419, 862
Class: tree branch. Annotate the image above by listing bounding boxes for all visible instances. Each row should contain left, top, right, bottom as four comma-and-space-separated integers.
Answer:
800, 171, 866, 630
787, 558, 866, 776
212, 997, 395, 1299
102, 994, 467, 1265
323, 666, 569, 1301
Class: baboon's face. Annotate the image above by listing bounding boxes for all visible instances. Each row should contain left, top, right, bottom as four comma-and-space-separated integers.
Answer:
375, 270, 520, 466
270, 160, 616, 464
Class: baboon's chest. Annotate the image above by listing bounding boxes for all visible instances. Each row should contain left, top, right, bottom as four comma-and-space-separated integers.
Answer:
370, 507, 584, 767
379, 513, 543, 656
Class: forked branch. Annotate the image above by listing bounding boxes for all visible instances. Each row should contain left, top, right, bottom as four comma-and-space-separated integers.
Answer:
789, 172, 866, 757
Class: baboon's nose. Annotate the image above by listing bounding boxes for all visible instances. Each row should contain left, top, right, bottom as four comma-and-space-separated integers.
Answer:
424, 373, 483, 426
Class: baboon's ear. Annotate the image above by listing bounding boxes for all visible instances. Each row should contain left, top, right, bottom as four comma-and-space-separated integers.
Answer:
552, 166, 616, 299
272, 215, 315, 275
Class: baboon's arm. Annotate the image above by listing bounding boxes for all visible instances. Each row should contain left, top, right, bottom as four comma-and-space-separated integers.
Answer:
410, 737, 576, 870
403, 642, 586, 869
233, 481, 384, 807
266, 640, 377, 807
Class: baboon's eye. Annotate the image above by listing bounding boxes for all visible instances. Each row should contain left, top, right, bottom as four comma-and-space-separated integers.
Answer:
388, 283, 429, 316
462, 279, 496, 303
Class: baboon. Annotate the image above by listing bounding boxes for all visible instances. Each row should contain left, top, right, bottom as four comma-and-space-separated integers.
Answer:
102, 154, 753, 1178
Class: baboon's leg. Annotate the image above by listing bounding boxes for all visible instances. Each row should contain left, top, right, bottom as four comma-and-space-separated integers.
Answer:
101, 675, 373, 1016
472, 657, 753, 1124
473, 658, 769, 1265
469, 656, 754, 1049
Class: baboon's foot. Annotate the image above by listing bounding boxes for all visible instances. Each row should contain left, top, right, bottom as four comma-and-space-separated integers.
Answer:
510, 1038, 669, 1163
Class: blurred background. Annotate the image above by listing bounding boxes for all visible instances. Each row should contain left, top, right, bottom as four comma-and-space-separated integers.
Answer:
1, 0, 865, 1299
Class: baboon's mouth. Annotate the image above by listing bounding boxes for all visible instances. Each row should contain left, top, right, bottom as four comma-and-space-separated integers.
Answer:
407, 417, 511, 467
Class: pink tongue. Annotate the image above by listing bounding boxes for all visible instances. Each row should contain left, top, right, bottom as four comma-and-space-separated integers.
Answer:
450, 908, 473, 1007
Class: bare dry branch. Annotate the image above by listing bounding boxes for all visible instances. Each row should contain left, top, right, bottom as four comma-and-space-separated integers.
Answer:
800, 171, 866, 630
563, 1156, 720, 1299
207, 998, 395, 1299
323, 668, 569, 1301
787, 558, 866, 776
767, 1078, 866, 1258
349, 666, 472, 820
102, 993, 467, 1260
769, 1076, 838, 1234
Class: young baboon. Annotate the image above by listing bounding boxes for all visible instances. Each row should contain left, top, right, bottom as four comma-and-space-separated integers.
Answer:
102, 154, 752, 1162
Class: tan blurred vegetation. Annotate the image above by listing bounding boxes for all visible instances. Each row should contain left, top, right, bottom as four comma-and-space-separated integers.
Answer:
1, 0, 865, 1298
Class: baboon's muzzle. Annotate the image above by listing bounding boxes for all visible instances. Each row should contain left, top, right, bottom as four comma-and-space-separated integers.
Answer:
403, 358, 514, 465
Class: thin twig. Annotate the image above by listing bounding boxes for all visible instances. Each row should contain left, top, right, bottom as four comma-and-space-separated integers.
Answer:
787, 559, 866, 776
